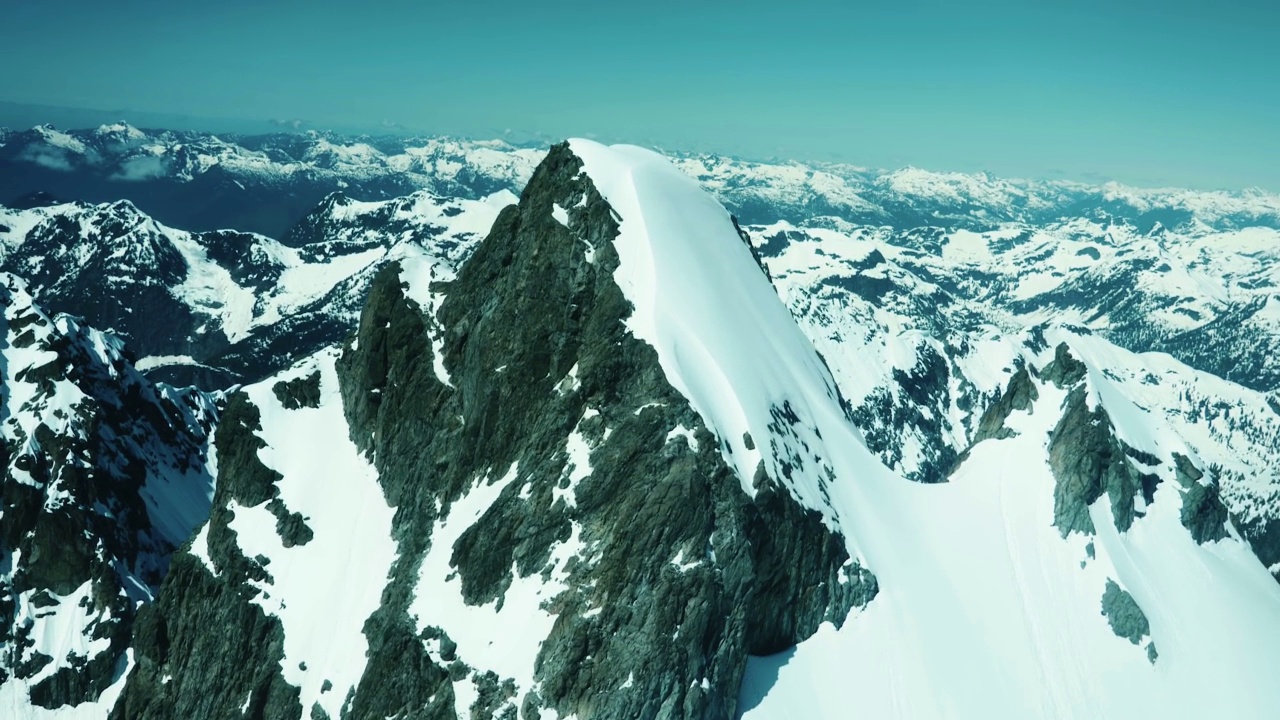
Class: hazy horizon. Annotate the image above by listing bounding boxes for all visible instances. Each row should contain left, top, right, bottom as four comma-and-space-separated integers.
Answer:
3, 98, 1278, 195
3, 2, 1277, 192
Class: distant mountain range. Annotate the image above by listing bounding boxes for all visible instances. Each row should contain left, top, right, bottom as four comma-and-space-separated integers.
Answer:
3, 123, 1277, 240
0, 188, 508, 387
1, 126, 1279, 719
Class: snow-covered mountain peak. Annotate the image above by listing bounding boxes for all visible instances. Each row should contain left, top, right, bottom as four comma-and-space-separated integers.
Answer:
880, 165, 1028, 205
1, 128, 1279, 717
93, 122, 145, 138
109, 140, 870, 719
30, 124, 88, 154
91, 122, 148, 153
1099, 180, 1280, 226
571, 139, 852, 508
562, 142, 1280, 718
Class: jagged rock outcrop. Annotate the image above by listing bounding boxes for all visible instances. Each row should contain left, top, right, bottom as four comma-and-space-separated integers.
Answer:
1100, 579, 1157, 663
1048, 384, 1156, 536
1039, 344, 1166, 536
972, 364, 1038, 443
333, 142, 874, 719
0, 275, 215, 709
272, 370, 321, 410
109, 141, 875, 720
1041, 342, 1087, 389
1172, 453, 1230, 544
110, 392, 307, 720
968, 342, 1240, 558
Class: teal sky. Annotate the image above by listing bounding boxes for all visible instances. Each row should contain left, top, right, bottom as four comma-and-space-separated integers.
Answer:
2, 0, 1276, 190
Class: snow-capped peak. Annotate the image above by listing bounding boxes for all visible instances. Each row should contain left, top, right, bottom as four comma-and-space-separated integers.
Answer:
93, 122, 147, 140
570, 139, 849, 510
31, 123, 87, 153
571, 139, 1280, 719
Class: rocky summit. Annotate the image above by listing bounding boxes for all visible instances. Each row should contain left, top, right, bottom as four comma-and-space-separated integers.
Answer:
0, 133, 1278, 720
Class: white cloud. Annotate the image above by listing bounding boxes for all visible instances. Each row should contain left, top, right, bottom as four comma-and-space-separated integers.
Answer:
19, 148, 73, 171
110, 155, 167, 181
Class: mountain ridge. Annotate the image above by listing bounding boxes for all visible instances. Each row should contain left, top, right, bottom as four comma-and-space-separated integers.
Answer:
0, 133, 1277, 719
4, 124, 1278, 241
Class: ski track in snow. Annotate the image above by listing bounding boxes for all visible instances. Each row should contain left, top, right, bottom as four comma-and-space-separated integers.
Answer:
571, 139, 1280, 720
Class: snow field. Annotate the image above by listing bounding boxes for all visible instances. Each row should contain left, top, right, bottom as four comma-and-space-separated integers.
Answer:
573, 140, 1280, 719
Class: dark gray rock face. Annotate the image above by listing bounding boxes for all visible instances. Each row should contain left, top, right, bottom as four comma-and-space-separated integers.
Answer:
973, 365, 1038, 443
1041, 342, 1087, 389
1100, 579, 1150, 644
111, 393, 305, 720
1047, 385, 1155, 536
273, 370, 322, 410
0, 277, 215, 708
107, 141, 874, 720
1100, 578, 1156, 663
331, 142, 875, 719
1041, 345, 1175, 540
1172, 454, 1230, 544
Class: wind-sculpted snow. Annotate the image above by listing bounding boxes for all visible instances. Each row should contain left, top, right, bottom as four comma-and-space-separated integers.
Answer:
570, 140, 851, 508
2, 130, 1279, 718
572, 141, 1280, 718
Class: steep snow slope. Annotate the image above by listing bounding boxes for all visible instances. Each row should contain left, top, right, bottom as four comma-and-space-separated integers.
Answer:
571, 141, 1280, 719
569, 140, 848, 503
205, 350, 397, 720
744, 339, 1280, 719
115, 142, 867, 720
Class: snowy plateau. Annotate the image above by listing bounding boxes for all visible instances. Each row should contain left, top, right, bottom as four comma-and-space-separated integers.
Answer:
0, 125, 1278, 719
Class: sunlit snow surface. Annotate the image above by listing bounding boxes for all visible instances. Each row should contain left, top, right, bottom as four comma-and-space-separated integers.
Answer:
570, 140, 1280, 719
570, 139, 847, 504
225, 350, 396, 720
